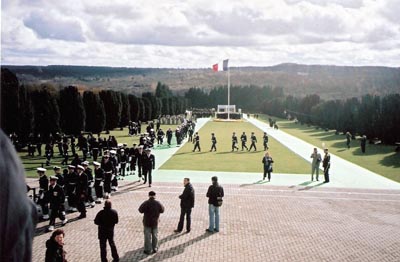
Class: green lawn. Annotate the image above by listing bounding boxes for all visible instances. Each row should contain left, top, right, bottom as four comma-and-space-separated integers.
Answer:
160, 120, 311, 173
258, 114, 400, 183
21, 125, 178, 178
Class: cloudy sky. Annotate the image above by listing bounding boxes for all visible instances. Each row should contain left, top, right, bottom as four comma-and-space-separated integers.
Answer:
1, 0, 399, 68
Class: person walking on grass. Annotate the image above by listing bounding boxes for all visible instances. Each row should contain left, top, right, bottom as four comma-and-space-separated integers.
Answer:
139, 191, 165, 255
94, 200, 120, 262
262, 151, 274, 181
174, 178, 195, 233
310, 148, 322, 181
210, 133, 217, 152
206, 176, 224, 233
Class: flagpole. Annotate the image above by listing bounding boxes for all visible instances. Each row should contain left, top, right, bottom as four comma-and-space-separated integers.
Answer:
227, 66, 230, 120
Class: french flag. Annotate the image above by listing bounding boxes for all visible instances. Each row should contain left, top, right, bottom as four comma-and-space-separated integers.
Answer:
212, 59, 229, 71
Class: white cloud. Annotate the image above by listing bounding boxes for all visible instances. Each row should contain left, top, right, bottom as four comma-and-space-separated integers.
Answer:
1, 0, 399, 67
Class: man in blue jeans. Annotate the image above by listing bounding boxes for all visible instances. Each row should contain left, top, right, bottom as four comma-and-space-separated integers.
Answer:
206, 176, 224, 233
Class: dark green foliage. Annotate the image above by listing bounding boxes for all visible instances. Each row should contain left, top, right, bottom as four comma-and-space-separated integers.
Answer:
128, 94, 140, 122
141, 97, 152, 121
1, 68, 19, 134
99, 90, 122, 130
83, 91, 105, 134
59, 86, 86, 135
120, 93, 130, 127
17, 85, 34, 140
30, 84, 60, 136
155, 82, 173, 97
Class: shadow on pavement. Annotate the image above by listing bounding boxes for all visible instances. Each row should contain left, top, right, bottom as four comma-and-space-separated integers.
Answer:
298, 182, 325, 191
35, 217, 81, 237
120, 232, 212, 262
239, 179, 268, 187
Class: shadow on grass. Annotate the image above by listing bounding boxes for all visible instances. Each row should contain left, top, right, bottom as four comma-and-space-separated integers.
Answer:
119, 232, 212, 262
379, 153, 400, 168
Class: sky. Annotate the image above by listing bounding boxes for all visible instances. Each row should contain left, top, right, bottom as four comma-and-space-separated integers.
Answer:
1, 0, 399, 68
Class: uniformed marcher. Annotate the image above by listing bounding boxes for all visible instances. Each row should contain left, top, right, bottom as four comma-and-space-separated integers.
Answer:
157, 129, 165, 145
46, 176, 67, 231
119, 149, 128, 178
166, 128, 173, 147
136, 146, 145, 182
53, 166, 65, 188
192, 132, 201, 152
76, 165, 88, 219
101, 155, 114, 197
263, 132, 269, 151
37, 167, 50, 220
82, 161, 95, 208
65, 165, 78, 212
142, 148, 155, 187
210, 133, 217, 152
360, 135, 367, 153
231, 132, 239, 151
241, 132, 248, 151
346, 131, 351, 149
94, 161, 105, 203
109, 150, 119, 191
249, 132, 257, 151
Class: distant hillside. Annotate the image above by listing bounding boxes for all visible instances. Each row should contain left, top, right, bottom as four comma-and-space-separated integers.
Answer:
3, 63, 400, 99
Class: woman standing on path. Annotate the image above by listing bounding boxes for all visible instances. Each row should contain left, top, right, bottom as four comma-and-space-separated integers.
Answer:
45, 229, 67, 262
262, 151, 274, 181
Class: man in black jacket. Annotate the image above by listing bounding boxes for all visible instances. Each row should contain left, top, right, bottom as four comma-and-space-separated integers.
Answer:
206, 176, 224, 233
94, 200, 119, 262
76, 165, 88, 219
174, 178, 195, 233
142, 148, 155, 187
138, 191, 165, 255
46, 176, 67, 232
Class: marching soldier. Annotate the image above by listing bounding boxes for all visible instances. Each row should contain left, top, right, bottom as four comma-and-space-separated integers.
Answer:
166, 128, 173, 147
142, 148, 155, 187
249, 132, 257, 151
157, 128, 165, 145
109, 150, 119, 191
65, 165, 78, 212
263, 132, 269, 151
240, 132, 248, 151
231, 132, 239, 151
210, 133, 217, 152
192, 132, 201, 152
136, 146, 145, 182
45, 142, 53, 166
129, 144, 138, 176
188, 126, 194, 142
53, 166, 65, 188
46, 176, 67, 231
82, 161, 95, 208
119, 149, 128, 178
101, 154, 114, 197
37, 167, 50, 220
76, 165, 88, 219
94, 161, 105, 203
61, 140, 69, 166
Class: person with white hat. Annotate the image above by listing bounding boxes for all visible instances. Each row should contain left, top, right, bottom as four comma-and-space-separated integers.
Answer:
93, 161, 104, 203
142, 148, 155, 187
76, 165, 88, 219
47, 176, 68, 231
109, 150, 119, 191
119, 149, 128, 179
82, 161, 95, 208
101, 154, 114, 197
37, 167, 50, 220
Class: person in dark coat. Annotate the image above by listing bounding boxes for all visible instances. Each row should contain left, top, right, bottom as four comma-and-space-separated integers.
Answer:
231, 132, 239, 151
101, 155, 114, 196
174, 178, 195, 233
64, 165, 78, 212
75, 165, 88, 218
206, 176, 224, 233
192, 132, 200, 152
263, 132, 269, 151
240, 132, 248, 151
249, 132, 257, 151
45, 229, 67, 262
0, 129, 37, 262
346, 131, 351, 149
323, 148, 331, 183
142, 148, 155, 187
93, 161, 104, 203
360, 135, 367, 153
53, 166, 65, 188
262, 151, 274, 181
46, 176, 67, 232
94, 200, 119, 262
37, 167, 50, 220
138, 191, 165, 255
210, 133, 217, 152
166, 128, 173, 146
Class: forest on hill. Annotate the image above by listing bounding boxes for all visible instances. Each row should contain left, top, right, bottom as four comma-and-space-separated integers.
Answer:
4, 63, 400, 100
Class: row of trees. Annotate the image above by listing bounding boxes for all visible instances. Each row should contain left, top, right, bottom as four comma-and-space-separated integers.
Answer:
1, 69, 188, 140
184, 84, 400, 144
264, 94, 400, 144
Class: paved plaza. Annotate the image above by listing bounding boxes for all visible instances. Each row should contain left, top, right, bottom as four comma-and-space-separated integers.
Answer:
30, 117, 400, 261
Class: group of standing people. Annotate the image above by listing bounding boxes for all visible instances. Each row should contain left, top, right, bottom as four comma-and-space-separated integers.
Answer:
44, 176, 224, 261
310, 148, 331, 183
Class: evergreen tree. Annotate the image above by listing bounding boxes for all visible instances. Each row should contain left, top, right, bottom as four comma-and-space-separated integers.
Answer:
0, 68, 19, 134
120, 92, 131, 127
83, 91, 105, 134
59, 86, 86, 135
